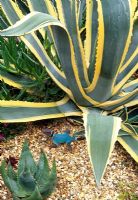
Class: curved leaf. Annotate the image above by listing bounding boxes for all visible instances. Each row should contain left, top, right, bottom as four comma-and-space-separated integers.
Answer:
0, 67, 37, 92
118, 134, 138, 162
114, 18, 138, 91
56, 0, 89, 88
87, 0, 132, 102
99, 88, 138, 111
0, 0, 70, 96
0, 96, 82, 122
0, 11, 98, 106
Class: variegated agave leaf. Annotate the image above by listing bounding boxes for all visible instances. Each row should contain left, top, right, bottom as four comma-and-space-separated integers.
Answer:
0, 0, 138, 185
118, 106, 138, 163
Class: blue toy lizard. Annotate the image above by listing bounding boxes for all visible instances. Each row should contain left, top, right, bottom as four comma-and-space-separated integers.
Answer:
43, 129, 77, 150
52, 130, 77, 146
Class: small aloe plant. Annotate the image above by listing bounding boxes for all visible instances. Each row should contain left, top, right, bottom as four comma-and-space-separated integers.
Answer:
0, 140, 57, 200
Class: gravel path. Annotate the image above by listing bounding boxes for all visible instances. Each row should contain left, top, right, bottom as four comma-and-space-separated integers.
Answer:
0, 119, 138, 200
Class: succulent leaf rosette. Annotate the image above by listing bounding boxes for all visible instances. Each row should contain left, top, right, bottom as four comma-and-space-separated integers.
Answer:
0, 140, 57, 200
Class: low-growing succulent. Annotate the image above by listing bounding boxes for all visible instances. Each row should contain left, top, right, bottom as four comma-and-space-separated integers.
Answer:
0, 140, 57, 200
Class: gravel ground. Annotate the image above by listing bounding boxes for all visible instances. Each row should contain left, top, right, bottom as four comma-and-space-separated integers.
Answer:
0, 118, 138, 200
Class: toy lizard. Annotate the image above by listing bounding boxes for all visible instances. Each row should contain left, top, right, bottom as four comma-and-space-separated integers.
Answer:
43, 129, 77, 150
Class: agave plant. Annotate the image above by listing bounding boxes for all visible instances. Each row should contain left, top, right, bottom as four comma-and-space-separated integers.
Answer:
0, 140, 57, 200
0, 0, 138, 185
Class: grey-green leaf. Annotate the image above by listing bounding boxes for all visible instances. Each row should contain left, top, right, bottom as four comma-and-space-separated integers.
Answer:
18, 163, 36, 193
83, 109, 121, 185
18, 139, 37, 176
40, 160, 57, 198
35, 150, 50, 185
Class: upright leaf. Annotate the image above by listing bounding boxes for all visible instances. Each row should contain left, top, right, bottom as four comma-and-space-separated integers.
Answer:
35, 150, 50, 186
83, 109, 121, 185
17, 140, 37, 176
